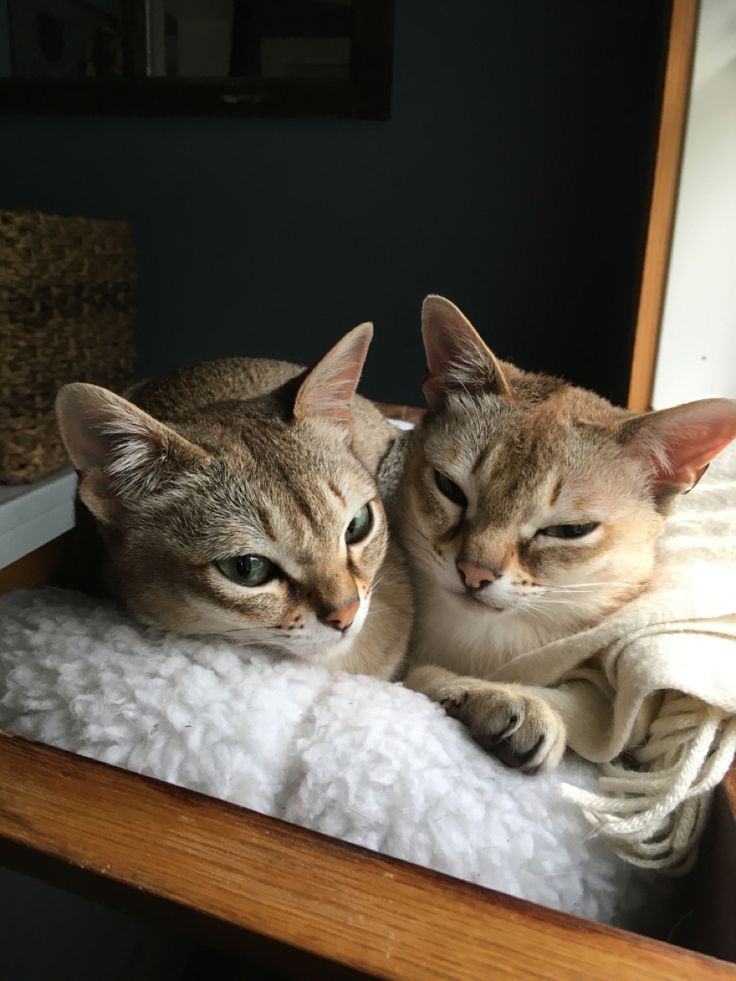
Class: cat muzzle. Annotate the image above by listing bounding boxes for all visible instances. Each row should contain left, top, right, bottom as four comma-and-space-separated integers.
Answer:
318, 598, 360, 633
456, 559, 502, 592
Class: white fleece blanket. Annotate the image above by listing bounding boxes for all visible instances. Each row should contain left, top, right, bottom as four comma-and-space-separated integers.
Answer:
0, 588, 668, 931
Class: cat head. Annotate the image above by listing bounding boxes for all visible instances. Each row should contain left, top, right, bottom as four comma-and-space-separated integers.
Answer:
401, 295, 736, 638
56, 324, 388, 664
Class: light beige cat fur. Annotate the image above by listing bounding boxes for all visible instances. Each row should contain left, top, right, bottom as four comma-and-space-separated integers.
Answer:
397, 296, 736, 772
56, 324, 412, 680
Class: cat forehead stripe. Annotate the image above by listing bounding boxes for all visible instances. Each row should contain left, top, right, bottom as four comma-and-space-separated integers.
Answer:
327, 479, 346, 506
471, 441, 502, 476
548, 477, 564, 507
256, 506, 276, 540
271, 455, 323, 529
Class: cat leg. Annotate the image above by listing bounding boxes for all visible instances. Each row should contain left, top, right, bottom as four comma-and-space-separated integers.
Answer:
524, 678, 625, 762
404, 665, 566, 775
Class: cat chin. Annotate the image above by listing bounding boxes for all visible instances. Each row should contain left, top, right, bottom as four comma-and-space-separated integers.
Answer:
455, 590, 512, 614
445, 586, 519, 616
286, 633, 361, 666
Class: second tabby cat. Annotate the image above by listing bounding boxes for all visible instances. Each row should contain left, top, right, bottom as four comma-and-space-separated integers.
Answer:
396, 296, 736, 772
56, 323, 412, 680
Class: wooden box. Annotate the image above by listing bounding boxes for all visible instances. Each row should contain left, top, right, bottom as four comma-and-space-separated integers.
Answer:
0, 532, 734, 976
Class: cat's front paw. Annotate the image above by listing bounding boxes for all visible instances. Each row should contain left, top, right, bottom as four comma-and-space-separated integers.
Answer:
441, 682, 566, 775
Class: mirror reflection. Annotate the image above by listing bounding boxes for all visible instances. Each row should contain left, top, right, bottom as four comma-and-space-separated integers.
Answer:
0, 0, 355, 82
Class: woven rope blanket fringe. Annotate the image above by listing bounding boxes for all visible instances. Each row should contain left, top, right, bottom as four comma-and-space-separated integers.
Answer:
491, 615, 736, 873
562, 696, 736, 873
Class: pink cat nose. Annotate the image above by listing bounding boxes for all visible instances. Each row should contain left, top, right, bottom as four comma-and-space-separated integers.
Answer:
320, 599, 360, 632
456, 560, 501, 591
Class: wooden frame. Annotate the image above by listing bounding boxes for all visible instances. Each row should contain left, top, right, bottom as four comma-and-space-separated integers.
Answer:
0, 518, 734, 975
0, 730, 733, 978
627, 0, 700, 411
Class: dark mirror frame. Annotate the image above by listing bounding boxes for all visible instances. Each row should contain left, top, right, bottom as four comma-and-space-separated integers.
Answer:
0, 0, 393, 119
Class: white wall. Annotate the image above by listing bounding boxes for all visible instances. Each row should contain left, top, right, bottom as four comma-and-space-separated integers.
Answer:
653, 0, 736, 408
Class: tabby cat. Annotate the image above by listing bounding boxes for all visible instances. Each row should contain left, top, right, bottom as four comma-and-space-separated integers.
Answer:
397, 296, 736, 772
56, 323, 412, 679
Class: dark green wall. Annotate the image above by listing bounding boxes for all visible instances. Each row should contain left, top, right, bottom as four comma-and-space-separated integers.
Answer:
0, 0, 670, 406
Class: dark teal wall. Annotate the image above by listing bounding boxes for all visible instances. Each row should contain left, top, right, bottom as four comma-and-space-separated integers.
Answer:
0, 1, 670, 406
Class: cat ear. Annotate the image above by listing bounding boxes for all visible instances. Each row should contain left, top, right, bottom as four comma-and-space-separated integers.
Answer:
618, 398, 736, 499
56, 383, 209, 524
421, 295, 512, 410
293, 322, 373, 427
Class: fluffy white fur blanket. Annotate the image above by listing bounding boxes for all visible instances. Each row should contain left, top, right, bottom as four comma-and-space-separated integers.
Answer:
0, 588, 667, 930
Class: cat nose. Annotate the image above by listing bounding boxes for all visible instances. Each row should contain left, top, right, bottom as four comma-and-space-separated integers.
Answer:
319, 599, 360, 632
456, 560, 501, 591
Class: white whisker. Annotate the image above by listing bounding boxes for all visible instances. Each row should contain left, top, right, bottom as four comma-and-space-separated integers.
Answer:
548, 581, 637, 590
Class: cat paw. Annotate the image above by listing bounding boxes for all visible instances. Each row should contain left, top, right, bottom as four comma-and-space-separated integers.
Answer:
441, 683, 566, 775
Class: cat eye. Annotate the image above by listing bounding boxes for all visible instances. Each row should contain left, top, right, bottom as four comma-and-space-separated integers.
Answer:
434, 469, 468, 508
215, 554, 275, 587
539, 523, 599, 540
345, 504, 372, 544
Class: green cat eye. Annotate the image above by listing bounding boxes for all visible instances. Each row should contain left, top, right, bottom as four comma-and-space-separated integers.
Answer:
540, 523, 599, 540
345, 504, 372, 544
434, 469, 468, 508
215, 554, 275, 587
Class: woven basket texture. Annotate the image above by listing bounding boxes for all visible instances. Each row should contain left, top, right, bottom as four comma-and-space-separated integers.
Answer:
0, 210, 136, 484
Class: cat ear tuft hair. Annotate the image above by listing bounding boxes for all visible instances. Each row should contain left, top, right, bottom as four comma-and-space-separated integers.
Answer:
56, 383, 209, 524
421, 295, 511, 410
293, 322, 373, 427
618, 397, 736, 501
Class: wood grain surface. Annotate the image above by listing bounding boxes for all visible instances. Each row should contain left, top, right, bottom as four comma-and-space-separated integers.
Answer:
0, 731, 732, 979
0, 531, 71, 594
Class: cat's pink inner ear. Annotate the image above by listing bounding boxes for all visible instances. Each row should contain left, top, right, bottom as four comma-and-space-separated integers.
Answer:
293, 322, 373, 426
622, 398, 736, 495
56, 383, 151, 523
421, 295, 510, 409
56, 383, 208, 524
56, 383, 155, 475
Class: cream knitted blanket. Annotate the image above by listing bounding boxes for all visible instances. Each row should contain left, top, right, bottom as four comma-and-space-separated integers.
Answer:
487, 443, 736, 872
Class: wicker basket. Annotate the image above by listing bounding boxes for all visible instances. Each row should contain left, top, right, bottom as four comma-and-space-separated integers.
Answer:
0, 210, 136, 484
